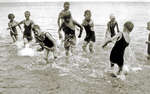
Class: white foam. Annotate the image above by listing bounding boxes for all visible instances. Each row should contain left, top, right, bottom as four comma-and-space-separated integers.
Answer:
123, 65, 130, 75
15, 41, 24, 49
131, 67, 142, 72
117, 74, 126, 80
17, 43, 35, 57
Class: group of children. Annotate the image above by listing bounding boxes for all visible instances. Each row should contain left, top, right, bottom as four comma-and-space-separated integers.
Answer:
7, 2, 150, 76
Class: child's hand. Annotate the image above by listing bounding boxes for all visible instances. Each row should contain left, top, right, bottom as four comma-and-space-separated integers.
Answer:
146, 41, 150, 44
7, 28, 9, 30
102, 43, 107, 48
146, 41, 148, 44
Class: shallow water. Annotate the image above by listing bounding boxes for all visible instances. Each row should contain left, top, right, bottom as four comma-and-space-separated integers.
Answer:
0, 2, 150, 94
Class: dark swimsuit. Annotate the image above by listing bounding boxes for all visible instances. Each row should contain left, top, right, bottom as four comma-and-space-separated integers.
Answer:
10, 26, 17, 36
62, 23, 75, 41
109, 22, 117, 37
110, 33, 129, 67
83, 24, 96, 42
148, 33, 150, 55
24, 23, 32, 41
42, 33, 54, 48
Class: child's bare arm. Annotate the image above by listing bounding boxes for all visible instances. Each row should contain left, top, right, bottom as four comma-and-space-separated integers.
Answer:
58, 24, 63, 39
116, 22, 120, 32
7, 23, 15, 34
73, 20, 83, 38
146, 41, 150, 44
57, 12, 62, 28
102, 32, 122, 48
107, 22, 110, 31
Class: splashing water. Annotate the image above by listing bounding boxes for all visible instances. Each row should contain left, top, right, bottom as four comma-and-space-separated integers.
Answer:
17, 43, 36, 57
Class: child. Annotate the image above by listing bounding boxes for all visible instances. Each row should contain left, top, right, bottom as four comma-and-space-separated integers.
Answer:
146, 22, 150, 59
7, 13, 22, 42
19, 11, 34, 43
105, 14, 120, 39
57, 2, 71, 28
82, 10, 96, 53
102, 21, 134, 75
32, 25, 57, 61
58, 12, 83, 56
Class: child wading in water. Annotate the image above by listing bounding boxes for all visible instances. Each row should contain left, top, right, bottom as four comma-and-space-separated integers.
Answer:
146, 22, 150, 59
19, 11, 34, 44
58, 2, 71, 28
105, 15, 120, 41
102, 21, 134, 75
32, 25, 57, 61
82, 10, 96, 53
7, 13, 22, 42
58, 12, 83, 56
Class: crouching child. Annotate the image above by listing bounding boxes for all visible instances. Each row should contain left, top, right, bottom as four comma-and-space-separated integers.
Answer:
32, 25, 57, 61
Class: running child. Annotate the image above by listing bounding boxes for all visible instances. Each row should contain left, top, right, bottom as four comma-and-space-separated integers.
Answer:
82, 10, 96, 53
102, 21, 134, 75
57, 2, 71, 28
105, 14, 120, 40
58, 12, 83, 56
19, 11, 34, 43
146, 22, 150, 59
7, 13, 22, 42
32, 25, 57, 61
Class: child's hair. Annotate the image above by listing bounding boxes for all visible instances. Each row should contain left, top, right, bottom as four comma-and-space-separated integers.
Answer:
32, 25, 40, 32
124, 21, 134, 32
84, 10, 91, 16
64, 2, 70, 6
8, 13, 15, 19
110, 14, 115, 20
24, 11, 30, 15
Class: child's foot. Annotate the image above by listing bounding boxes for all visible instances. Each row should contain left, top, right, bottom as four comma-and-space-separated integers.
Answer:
110, 73, 117, 77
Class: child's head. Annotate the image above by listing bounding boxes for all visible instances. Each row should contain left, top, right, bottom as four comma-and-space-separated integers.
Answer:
64, 2, 70, 10
124, 21, 134, 32
24, 11, 30, 19
84, 10, 91, 20
32, 25, 40, 36
8, 13, 15, 21
147, 21, 150, 31
63, 11, 71, 23
110, 14, 115, 22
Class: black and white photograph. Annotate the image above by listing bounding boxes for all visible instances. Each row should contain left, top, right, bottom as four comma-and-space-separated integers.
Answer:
0, 0, 150, 94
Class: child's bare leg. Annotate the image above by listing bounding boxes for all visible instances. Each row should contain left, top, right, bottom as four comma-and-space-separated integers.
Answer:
65, 49, 69, 56
15, 35, 18, 41
110, 62, 115, 71
117, 65, 123, 75
45, 50, 49, 62
11, 35, 16, 42
89, 41, 94, 53
71, 47, 74, 55
52, 48, 57, 59
82, 41, 88, 52
64, 40, 70, 56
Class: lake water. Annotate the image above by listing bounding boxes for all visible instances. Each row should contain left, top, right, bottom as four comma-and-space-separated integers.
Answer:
0, 2, 150, 94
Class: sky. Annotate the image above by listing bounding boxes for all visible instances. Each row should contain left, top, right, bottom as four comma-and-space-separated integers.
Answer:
0, 0, 150, 2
